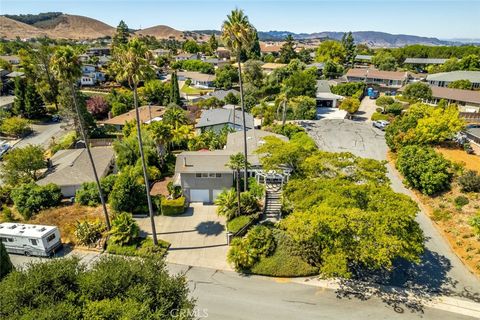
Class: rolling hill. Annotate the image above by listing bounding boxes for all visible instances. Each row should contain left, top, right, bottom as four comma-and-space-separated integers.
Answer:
136, 25, 206, 40
33, 14, 115, 39
0, 16, 48, 39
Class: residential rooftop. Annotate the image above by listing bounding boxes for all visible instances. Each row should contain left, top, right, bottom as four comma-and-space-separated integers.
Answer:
261, 62, 287, 70
426, 71, 480, 83
196, 108, 254, 129
430, 86, 480, 105
100, 105, 165, 126
0, 95, 15, 108
346, 68, 408, 81
404, 58, 448, 65
177, 71, 216, 82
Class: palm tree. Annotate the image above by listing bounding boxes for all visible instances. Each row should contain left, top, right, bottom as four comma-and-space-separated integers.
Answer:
148, 121, 173, 166
51, 47, 111, 230
110, 38, 159, 245
227, 152, 248, 217
222, 9, 256, 192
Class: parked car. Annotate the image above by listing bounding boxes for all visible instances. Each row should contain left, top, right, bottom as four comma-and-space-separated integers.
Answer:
0, 223, 62, 257
0, 143, 10, 159
372, 120, 390, 130
369, 90, 379, 99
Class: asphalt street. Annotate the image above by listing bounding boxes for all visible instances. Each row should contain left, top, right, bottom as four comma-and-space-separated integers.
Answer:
302, 119, 480, 301
13, 121, 66, 150
9, 252, 474, 320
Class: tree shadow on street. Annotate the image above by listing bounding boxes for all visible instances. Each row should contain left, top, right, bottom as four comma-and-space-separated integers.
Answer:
335, 248, 479, 314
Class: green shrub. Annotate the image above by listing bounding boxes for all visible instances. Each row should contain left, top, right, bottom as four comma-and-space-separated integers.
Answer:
247, 177, 266, 200
161, 196, 186, 216
75, 174, 117, 206
167, 181, 182, 198
371, 112, 390, 121
458, 170, 480, 193
0, 241, 13, 280
0, 117, 31, 137
432, 208, 452, 222
331, 82, 365, 97
109, 167, 148, 215
106, 237, 169, 257
227, 225, 275, 271
470, 213, 480, 236
50, 131, 77, 154
108, 212, 140, 245
454, 195, 469, 208
75, 220, 105, 246
1, 206, 14, 222
385, 102, 404, 116
215, 189, 260, 220
396, 145, 453, 195
251, 230, 318, 277
227, 215, 254, 234
376, 96, 395, 107
11, 182, 62, 219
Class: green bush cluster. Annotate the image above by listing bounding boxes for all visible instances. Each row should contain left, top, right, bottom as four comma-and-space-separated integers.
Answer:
458, 170, 480, 193
50, 131, 77, 154
470, 212, 480, 236
75, 220, 105, 247
108, 212, 140, 246
375, 96, 395, 107
0, 256, 193, 318
106, 237, 169, 258
330, 82, 365, 97
161, 196, 186, 216
454, 195, 469, 208
75, 174, 117, 206
227, 215, 255, 234
371, 112, 390, 121
11, 182, 62, 219
0, 117, 31, 137
227, 225, 275, 271
215, 189, 260, 220
396, 145, 453, 195
432, 208, 452, 222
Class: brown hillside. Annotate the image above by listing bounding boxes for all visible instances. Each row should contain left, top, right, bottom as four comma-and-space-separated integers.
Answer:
136, 25, 205, 40
0, 16, 48, 39
34, 14, 115, 40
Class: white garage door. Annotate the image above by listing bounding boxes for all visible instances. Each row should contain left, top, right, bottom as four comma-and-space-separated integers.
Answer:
190, 189, 210, 203
212, 190, 224, 201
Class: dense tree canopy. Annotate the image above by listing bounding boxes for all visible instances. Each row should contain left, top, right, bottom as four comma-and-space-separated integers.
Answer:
0, 145, 46, 185
403, 82, 432, 101
371, 50, 397, 71
315, 40, 346, 64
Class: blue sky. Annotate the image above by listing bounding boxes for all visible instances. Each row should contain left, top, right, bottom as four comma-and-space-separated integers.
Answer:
2, 0, 479, 39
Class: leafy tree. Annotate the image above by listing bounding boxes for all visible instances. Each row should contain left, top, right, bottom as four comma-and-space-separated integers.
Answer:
0, 241, 13, 280
243, 60, 264, 87
403, 82, 432, 101
385, 102, 404, 116
282, 68, 317, 98
267, 123, 305, 139
11, 182, 62, 219
341, 31, 356, 67
297, 48, 313, 64
112, 20, 130, 47
222, 8, 256, 190
414, 104, 464, 144
111, 38, 158, 243
279, 35, 297, 64
113, 129, 158, 169
215, 189, 260, 220
0, 256, 194, 319
182, 39, 200, 53
140, 79, 171, 105
109, 166, 149, 215
288, 96, 317, 120
371, 50, 397, 71
174, 59, 214, 74
339, 97, 360, 117
447, 79, 473, 90
75, 174, 117, 206
0, 145, 45, 185
315, 40, 346, 63
188, 127, 230, 151
330, 82, 365, 97
52, 46, 111, 230
375, 96, 395, 107
459, 54, 480, 70
163, 104, 189, 129
13, 76, 26, 116
209, 34, 218, 52
86, 95, 109, 119
214, 64, 239, 89
323, 60, 344, 79
227, 153, 248, 217
170, 71, 181, 105
0, 116, 31, 138
148, 121, 174, 164
109, 212, 140, 245
256, 132, 317, 173
396, 145, 453, 195
224, 91, 240, 105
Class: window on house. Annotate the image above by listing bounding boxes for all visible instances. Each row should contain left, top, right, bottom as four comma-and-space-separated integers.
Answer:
196, 173, 202, 178
209, 173, 216, 178
215, 173, 222, 178
30, 239, 38, 246
46, 234, 56, 242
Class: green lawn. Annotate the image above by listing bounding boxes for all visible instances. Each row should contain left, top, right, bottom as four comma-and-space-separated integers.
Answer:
180, 84, 213, 95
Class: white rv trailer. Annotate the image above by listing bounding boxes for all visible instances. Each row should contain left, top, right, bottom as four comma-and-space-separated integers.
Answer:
0, 223, 62, 257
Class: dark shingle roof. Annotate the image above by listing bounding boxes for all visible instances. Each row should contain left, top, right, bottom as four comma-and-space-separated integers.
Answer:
196, 108, 254, 129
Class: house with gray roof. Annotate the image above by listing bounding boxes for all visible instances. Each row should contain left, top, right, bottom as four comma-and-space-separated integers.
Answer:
195, 107, 255, 134
404, 58, 448, 65
204, 89, 240, 101
316, 80, 344, 109
37, 147, 115, 197
426, 71, 480, 89
174, 130, 289, 203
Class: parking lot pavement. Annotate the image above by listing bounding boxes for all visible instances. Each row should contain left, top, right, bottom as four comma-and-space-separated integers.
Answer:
136, 203, 232, 271
303, 119, 388, 160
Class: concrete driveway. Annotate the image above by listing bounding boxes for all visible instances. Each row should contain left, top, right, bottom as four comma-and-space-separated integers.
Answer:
356, 96, 378, 122
302, 119, 480, 300
137, 203, 231, 271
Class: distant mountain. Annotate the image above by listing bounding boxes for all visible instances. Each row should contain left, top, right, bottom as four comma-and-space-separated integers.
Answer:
0, 16, 48, 39
136, 25, 206, 40
258, 30, 453, 47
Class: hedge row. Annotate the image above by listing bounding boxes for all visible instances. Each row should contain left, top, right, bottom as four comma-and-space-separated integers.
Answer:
161, 196, 186, 216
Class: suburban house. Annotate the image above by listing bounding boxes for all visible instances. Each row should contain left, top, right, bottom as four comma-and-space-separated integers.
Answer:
315, 80, 344, 108
99, 105, 165, 131
85, 47, 111, 56
430, 86, 480, 112
175, 53, 199, 61
346, 68, 409, 89
307, 62, 325, 76
259, 42, 283, 56
80, 64, 105, 86
216, 47, 231, 60
0, 55, 20, 65
203, 89, 240, 101
404, 58, 448, 65
201, 58, 230, 68
37, 147, 115, 198
174, 130, 289, 203
177, 71, 216, 88
426, 71, 480, 89
261, 62, 287, 74
195, 107, 254, 134
151, 49, 170, 58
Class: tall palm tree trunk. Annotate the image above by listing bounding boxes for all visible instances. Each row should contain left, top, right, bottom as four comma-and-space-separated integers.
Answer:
133, 84, 158, 246
282, 99, 287, 127
237, 54, 248, 192
70, 83, 111, 230
236, 169, 241, 217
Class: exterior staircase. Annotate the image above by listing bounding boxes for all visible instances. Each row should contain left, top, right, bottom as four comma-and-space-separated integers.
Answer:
263, 184, 282, 222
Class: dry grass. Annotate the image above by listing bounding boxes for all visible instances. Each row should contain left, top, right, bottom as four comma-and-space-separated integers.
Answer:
29, 204, 107, 246
435, 147, 480, 172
